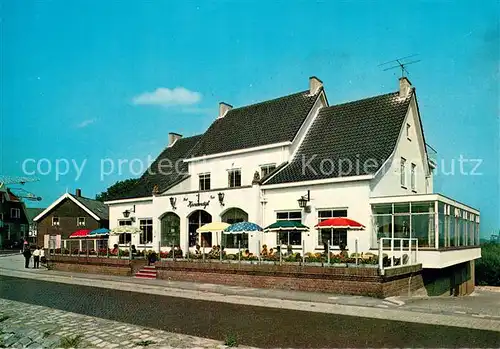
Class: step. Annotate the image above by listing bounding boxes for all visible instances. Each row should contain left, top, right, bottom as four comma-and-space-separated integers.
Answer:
142, 265, 156, 270
134, 272, 157, 279
137, 269, 157, 276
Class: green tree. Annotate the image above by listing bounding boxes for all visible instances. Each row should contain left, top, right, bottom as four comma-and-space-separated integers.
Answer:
95, 178, 139, 202
475, 242, 500, 286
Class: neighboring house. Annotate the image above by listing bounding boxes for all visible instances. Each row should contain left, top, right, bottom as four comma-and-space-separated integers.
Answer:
26, 207, 45, 244
0, 187, 29, 248
105, 76, 481, 295
34, 189, 109, 249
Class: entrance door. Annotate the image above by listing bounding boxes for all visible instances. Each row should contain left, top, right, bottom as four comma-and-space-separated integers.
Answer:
188, 210, 212, 247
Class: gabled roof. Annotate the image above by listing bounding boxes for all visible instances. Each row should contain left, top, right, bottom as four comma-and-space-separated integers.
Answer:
186, 90, 320, 158
33, 193, 108, 222
108, 135, 203, 200
26, 208, 45, 223
265, 91, 413, 185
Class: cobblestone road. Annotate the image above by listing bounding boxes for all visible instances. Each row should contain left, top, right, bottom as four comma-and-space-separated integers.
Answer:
0, 299, 253, 348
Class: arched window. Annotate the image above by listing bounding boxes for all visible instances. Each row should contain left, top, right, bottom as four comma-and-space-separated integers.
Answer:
188, 210, 212, 247
221, 208, 249, 248
160, 213, 180, 247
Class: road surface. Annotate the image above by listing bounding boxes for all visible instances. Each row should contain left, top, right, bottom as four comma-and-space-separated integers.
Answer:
1, 275, 499, 348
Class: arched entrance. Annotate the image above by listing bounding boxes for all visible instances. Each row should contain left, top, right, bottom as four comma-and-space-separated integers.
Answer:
188, 210, 212, 247
160, 212, 180, 247
221, 208, 249, 248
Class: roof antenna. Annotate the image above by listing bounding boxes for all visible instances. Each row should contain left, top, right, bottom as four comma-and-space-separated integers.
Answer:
378, 54, 421, 77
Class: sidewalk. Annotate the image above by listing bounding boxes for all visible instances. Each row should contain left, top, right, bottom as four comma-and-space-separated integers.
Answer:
1, 254, 499, 332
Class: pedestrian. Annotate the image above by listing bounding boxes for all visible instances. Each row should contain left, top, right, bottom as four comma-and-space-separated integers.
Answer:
23, 247, 32, 269
33, 246, 41, 269
40, 248, 46, 266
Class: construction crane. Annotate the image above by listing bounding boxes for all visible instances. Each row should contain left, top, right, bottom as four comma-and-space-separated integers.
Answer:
0, 176, 42, 201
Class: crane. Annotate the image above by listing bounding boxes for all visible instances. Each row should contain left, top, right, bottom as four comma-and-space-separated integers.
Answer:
0, 176, 42, 201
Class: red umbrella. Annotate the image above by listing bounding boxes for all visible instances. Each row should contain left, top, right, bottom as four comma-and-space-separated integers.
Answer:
69, 229, 92, 238
315, 217, 365, 230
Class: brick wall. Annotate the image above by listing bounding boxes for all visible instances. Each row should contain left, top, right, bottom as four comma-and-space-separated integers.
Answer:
48, 256, 146, 277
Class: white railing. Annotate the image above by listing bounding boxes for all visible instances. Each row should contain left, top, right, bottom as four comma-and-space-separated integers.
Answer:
378, 238, 419, 275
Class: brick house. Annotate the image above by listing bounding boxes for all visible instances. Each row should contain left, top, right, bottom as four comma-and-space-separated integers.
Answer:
34, 189, 109, 249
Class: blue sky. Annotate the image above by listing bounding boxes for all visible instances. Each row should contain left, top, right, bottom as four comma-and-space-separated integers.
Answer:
1, 1, 498, 236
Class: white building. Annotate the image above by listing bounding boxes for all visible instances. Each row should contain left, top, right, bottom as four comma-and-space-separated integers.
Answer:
106, 76, 480, 272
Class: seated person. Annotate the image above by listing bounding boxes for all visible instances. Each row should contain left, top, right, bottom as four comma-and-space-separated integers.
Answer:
195, 244, 201, 254
242, 249, 250, 257
268, 248, 275, 256
131, 245, 137, 254
110, 244, 119, 255
261, 244, 268, 256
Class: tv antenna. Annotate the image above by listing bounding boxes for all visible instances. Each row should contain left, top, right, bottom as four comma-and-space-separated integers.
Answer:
379, 54, 421, 77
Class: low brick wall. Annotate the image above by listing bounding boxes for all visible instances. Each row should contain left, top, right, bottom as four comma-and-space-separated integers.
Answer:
155, 260, 424, 298
47, 255, 146, 277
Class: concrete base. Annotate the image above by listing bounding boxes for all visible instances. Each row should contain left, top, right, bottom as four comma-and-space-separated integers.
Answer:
422, 260, 475, 296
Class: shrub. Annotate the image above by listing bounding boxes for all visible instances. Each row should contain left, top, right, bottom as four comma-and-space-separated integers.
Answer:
476, 242, 500, 286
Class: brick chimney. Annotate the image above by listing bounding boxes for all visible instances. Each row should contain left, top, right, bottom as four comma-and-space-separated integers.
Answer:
218, 102, 233, 118
75, 188, 82, 197
309, 76, 323, 95
168, 133, 182, 147
399, 77, 412, 98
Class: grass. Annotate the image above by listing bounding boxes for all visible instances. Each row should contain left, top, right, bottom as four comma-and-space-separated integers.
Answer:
136, 340, 156, 346
224, 333, 238, 347
59, 334, 83, 348
0, 315, 10, 323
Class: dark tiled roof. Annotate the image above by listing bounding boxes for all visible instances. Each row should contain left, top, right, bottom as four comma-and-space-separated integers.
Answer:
265, 91, 413, 184
110, 135, 203, 200
71, 194, 109, 220
187, 90, 320, 158
26, 208, 45, 222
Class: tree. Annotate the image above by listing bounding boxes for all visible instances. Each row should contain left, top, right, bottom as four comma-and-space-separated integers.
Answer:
95, 178, 139, 202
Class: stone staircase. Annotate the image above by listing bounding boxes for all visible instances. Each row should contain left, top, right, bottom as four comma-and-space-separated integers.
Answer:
134, 265, 157, 279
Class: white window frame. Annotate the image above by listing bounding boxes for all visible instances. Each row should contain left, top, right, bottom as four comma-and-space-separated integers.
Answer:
139, 218, 153, 245
52, 217, 60, 226
275, 210, 302, 246
118, 219, 132, 244
260, 163, 276, 178
411, 163, 416, 191
11, 208, 20, 219
400, 157, 407, 188
317, 208, 348, 248
199, 173, 211, 191
228, 169, 242, 188
406, 123, 411, 140
77, 217, 86, 226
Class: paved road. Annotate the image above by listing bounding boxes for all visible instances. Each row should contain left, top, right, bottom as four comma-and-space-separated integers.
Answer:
1, 276, 499, 348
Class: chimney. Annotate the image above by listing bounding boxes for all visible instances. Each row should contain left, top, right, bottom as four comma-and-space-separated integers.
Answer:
218, 102, 233, 118
75, 189, 81, 197
168, 132, 182, 147
309, 76, 323, 95
399, 77, 412, 98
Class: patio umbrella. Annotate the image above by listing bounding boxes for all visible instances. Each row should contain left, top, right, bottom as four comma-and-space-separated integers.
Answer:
196, 222, 230, 233
89, 228, 110, 237
110, 226, 143, 235
264, 220, 309, 232
224, 221, 262, 234
315, 217, 365, 230
69, 229, 92, 238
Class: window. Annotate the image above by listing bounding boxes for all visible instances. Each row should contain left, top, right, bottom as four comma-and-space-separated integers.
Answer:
20, 224, 26, 234
139, 219, 153, 245
406, 123, 411, 140
6, 224, 11, 240
276, 211, 302, 246
199, 173, 211, 191
260, 164, 276, 178
52, 217, 60, 226
77, 217, 86, 226
317, 209, 348, 247
400, 157, 406, 187
10, 208, 20, 219
228, 169, 241, 188
118, 220, 132, 244
411, 163, 416, 191
221, 208, 249, 248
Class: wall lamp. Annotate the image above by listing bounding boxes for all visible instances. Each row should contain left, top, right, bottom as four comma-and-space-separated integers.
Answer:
218, 192, 225, 206
122, 205, 136, 218
169, 197, 177, 210
297, 190, 310, 209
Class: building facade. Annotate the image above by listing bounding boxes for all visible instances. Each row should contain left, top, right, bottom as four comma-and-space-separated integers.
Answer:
0, 187, 29, 248
105, 76, 480, 285
34, 189, 109, 248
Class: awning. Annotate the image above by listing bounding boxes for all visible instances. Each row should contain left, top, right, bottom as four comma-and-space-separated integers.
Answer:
224, 221, 262, 234
264, 220, 309, 232
315, 217, 365, 230
196, 222, 230, 233
110, 226, 142, 235
69, 229, 92, 238
89, 228, 110, 237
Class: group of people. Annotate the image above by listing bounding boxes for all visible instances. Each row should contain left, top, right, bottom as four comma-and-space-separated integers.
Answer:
22, 246, 44, 269
260, 244, 276, 256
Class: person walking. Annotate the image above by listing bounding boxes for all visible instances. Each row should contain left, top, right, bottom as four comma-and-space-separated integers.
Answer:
22, 247, 32, 269
32, 247, 41, 269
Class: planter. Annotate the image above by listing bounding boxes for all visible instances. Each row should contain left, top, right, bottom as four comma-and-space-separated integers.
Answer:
307, 262, 323, 267
260, 261, 276, 265
331, 263, 347, 268
360, 264, 379, 269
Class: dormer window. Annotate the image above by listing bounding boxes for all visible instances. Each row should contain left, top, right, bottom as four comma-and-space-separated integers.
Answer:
199, 173, 211, 191
228, 169, 242, 188
11, 208, 20, 219
260, 164, 276, 178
